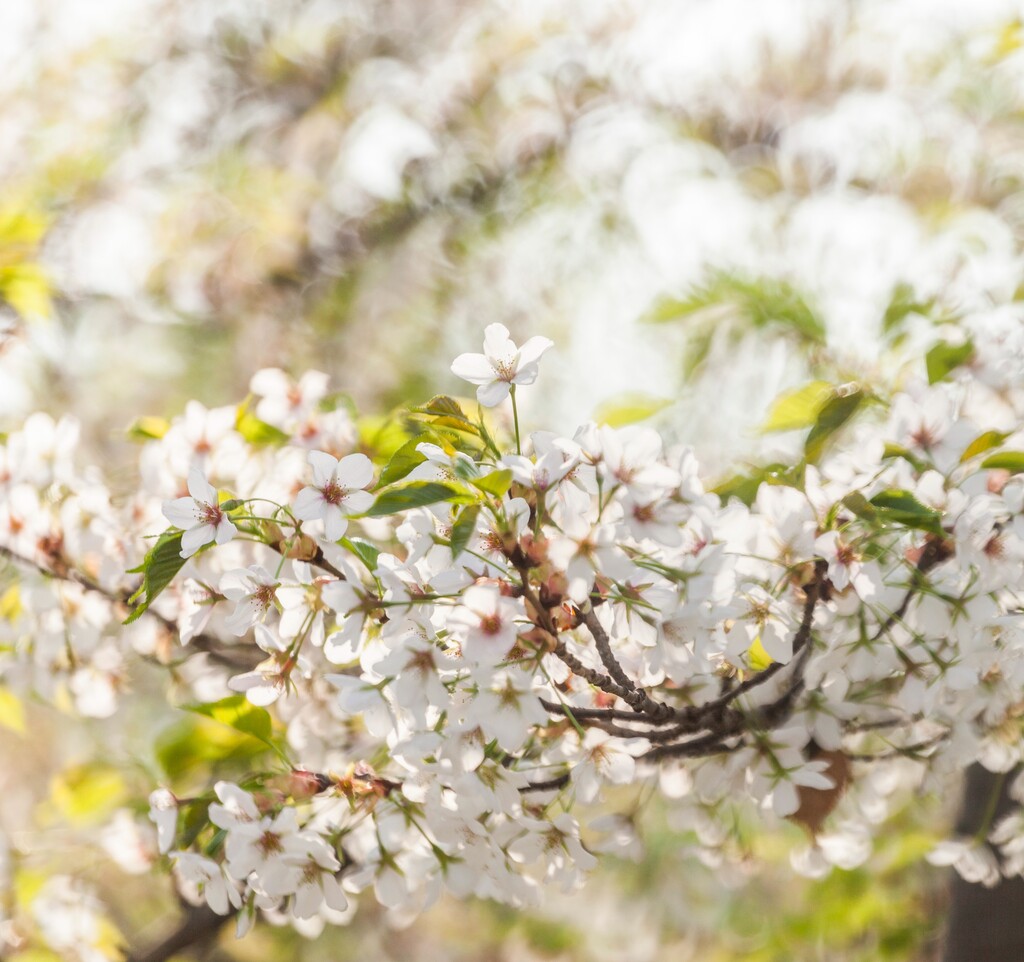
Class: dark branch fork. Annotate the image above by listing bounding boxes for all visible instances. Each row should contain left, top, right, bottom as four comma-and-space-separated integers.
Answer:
524, 545, 950, 787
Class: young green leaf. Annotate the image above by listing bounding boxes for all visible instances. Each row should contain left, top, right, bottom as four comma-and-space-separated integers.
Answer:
980, 451, 1024, 473
470, 469, 513, 498
341, 536, 381, 572
841, 492, 877, 522
882, 443, 930, 473
123, 531, 187, 624
378, 435, 431, 486
125, 416, 170, 441
450, 504, 481, 558
761, 381, 834, 433
236, 407, 289, 446
925, 340, 973, 385
805, 388, 864, 463
869, 489, 943, 533
183, 695, 287, 761
961, 431, 1011, 463
366, 481, 466, 517
415, 395, 473, 424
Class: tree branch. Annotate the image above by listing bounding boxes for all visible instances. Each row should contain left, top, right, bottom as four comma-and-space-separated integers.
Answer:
125, 903, 232, 962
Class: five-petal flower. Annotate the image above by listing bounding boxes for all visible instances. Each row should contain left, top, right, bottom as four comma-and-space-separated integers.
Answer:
293, 451, 375, 541
450, 323, 553, 407
162, 466, 238, 558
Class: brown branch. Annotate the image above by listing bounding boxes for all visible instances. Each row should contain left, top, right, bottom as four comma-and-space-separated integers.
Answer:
551, 640, 638, 704
125, 903, 232, 962
869, 539, 950, 643
520, 773, 571, 794
580, 609, 676, 720
0, 543, 260, 671
581, 608, 636, 691
695, 577, 821, 721
643, 730, 744, 762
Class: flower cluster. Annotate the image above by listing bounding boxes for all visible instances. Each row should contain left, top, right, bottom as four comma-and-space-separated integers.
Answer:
2, 322, 1024, 947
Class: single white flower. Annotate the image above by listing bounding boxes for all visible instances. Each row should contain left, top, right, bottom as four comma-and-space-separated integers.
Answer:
293, 451, 375, 541
220, 565, 279, 636
446, 584, 522, 665
450, 323, 553, 407
171, 851, 242, 915
814, 530, 875, 597
162, 466, 237, 558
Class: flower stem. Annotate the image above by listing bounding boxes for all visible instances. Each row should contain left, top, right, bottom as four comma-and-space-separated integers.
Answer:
510, 384, 522, 455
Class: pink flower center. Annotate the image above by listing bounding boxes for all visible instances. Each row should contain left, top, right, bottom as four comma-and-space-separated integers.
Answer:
491, 357, 517, 382
321, 479, 346, 506
253, 584, 276, 612
258, 830, 283, 856
199, 502, 224, 526
835, 541, 858, 567
479, 613, 503, 635
984, 535, 1005, 560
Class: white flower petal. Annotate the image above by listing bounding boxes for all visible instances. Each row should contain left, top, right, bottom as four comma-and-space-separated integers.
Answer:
477, 380, 511, 407
336, 452, 373, 490
186, 466, 216, 504
308, 450, 339, 488
482, 322, 515, 361
343, 489, 374, 515
323, 507, 348, 542
450, 352, 494, 383
163, 497, 198, 528
517, 335, 554, 366
293, 486, 324, 521
180, 524, 213, 558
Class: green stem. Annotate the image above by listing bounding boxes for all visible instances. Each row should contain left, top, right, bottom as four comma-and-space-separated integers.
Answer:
510, 384, 521, 455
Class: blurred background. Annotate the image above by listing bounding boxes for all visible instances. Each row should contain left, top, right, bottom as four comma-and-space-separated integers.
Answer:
5, 0, 1024, 957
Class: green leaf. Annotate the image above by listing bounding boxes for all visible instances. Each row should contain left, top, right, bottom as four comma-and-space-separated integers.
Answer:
378, 435, 430, 486
841, 492, 877, 522
869, 489, 943, 533
183, 695, 282, 756
236, 406, 289, 446
712, 473, 763, 506
961, 431, 1012, 463
882, 282, 933, 336
155, 715, 269, 787
641, 271, 825, 344
450, 504, 480, 558
471, 469, 513, 499
593, 392, 672, 428
805, 388, 865, 463
711, 463, 803, 507
366, 481, 466, 517
341, 536, 380, 572
123, 531, 187, 624
126, 416, 170, 441
981, 451, 1024, 473
925, 340, 974, 384
761, 381, 833, 433
882, 443, 930, 473
414, 395, 476, 430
